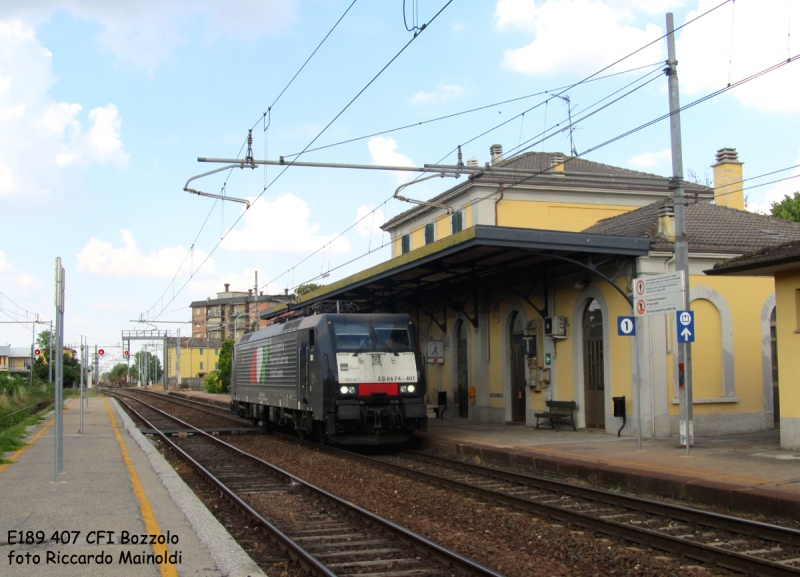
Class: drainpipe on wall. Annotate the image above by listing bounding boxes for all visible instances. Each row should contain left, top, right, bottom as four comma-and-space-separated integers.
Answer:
494, 183, 504, 226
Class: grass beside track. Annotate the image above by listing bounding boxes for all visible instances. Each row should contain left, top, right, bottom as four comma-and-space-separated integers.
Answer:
0, 381, 83, 462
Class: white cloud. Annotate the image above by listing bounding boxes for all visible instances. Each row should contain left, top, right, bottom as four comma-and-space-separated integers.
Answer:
222, 193, 350, 254
497, 0, 665, 76
355, 205, 386, 237
411, 83, 465, 105
0, 21, 128, 199
0, 251, 11, 272
14, 273, 40, 289
678, 0, 800, 112
368, 137, 415, 184
76, 230, 215, 278
0, 1, 297, 72
628, 149, 671, 168
753, 148, 800, 213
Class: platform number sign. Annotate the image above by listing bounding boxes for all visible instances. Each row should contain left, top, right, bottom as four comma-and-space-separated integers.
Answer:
617, 316, 636, 337
676, 311, 695, 343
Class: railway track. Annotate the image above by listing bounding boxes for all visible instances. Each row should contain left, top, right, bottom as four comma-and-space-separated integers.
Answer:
120, 388, 248, 425
333, 449, 800, 576
108, 391, 504, 577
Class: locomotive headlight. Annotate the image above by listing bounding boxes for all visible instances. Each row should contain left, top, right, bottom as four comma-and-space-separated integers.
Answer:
400, 385, 408, 393
340, 386, 349, 394
407, 385, 415, 393
348, 386, 356, 394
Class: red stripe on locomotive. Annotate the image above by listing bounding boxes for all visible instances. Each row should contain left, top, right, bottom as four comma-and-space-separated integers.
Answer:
358, 383, 398, 396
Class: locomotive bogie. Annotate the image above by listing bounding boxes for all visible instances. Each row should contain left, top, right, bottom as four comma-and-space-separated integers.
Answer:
230, 313, 427, 445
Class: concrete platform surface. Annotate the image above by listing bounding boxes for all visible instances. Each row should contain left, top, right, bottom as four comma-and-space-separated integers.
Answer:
0, 396, 264, 577
420, 418, 800, 518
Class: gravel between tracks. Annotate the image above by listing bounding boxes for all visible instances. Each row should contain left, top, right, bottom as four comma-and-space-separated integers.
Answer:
225, 434, 733, 577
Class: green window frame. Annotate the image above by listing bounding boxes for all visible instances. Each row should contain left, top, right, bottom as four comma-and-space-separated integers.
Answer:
401, 234, 410, 254
451, 210, 463, 233
424, 223, 435, 245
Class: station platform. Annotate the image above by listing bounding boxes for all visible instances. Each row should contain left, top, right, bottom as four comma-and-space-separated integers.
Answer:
420, 419, 800, 520
171, 388, 800, 519
0, 395, 264, 577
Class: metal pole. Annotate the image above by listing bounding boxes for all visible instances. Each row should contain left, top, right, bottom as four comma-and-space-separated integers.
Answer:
48, 321, 53, 384
176, 329, 181, 390
163, 338, 167, 391
83, 338, 88, 407
666, 12, 693, 455
53, 260, 61, 482
79, 337, 83, 434
94, 345, 98, 391
30, 321, 34, 387
634, 317, 642, 451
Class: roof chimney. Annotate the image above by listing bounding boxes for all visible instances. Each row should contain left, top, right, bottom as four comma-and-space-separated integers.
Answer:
284, 288, 289, 295
224, 283, 230, 292
550, 153, 565, 174
656, 203, 675, 242
466, 157, 479, 167
711, 148, 744, 210
248, 289, 253, 296
490, 144, 503, 165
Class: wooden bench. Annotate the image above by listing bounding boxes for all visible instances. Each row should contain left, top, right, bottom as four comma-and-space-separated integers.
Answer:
534, 400, 577, 432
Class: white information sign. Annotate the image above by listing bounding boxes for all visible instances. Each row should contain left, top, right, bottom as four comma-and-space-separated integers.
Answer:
634, 271, 685, 318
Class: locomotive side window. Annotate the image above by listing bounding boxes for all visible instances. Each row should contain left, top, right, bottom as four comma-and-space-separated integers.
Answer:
332, 322, 372, 350
308, 329, 315, 348
374, 322, 412, 349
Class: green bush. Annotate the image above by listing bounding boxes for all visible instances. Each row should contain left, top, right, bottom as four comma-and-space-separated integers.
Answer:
203, 371, 228, 394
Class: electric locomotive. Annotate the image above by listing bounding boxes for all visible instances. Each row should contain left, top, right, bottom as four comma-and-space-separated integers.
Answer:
230, 306, 427, 445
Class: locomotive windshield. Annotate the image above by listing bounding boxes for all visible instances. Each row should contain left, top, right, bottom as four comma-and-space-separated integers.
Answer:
331, 320, 412, 352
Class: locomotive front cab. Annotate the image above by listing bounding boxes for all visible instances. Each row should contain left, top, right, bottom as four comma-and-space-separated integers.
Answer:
327, 315, 427, 443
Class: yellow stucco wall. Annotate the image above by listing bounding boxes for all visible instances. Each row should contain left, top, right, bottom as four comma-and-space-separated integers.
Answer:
497, 200, 633, 232
776, 269, 800, 420
167, 347, 220, 379
664, 275, 774, 416
692, 298, 724, 399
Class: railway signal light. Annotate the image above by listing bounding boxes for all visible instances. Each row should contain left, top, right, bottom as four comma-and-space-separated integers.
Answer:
124, 350, 129, 357
98, 349, 105, 356
34, 349, 41, 356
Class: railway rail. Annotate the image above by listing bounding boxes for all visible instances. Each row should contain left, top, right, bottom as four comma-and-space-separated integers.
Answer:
107, 390, 504, 577
338, 449, 800, 577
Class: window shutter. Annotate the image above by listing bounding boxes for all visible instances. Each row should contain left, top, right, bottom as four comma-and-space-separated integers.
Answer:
452, 210, 463, 233
401, 234, 410, 254
425, 223, 435, 245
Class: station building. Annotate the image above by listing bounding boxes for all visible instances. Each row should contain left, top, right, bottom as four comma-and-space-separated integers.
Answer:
708, 240, 800, 449
262, 146, 800, 439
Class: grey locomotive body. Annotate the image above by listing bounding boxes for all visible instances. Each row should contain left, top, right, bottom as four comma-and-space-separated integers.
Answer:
230, 313, 427, 444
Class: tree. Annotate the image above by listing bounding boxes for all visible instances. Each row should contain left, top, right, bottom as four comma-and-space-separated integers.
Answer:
218, 339, 234, 389
771, 192, 800, 223
294, 283, 323, 297
108, 363, 137, 385
132, 351, 162, 385
36, 330, 52, 364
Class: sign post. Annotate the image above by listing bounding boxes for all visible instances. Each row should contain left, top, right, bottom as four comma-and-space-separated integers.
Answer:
634, 271, 693, 452
617, 316, 641, 450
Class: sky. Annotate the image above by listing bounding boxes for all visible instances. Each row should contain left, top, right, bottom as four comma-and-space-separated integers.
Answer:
1, 0, 799, 372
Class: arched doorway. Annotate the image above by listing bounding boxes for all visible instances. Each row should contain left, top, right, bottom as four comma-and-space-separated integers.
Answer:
456, 320, 469, 418
509, 311, 526, 423
771, 306, 780, 428
583, 299, 605, 429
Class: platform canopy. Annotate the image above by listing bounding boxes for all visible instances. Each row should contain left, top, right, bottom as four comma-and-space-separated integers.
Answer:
262, 225, 650, 324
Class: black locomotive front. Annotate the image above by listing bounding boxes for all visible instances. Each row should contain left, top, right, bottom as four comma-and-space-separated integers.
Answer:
230, 312, 427, 445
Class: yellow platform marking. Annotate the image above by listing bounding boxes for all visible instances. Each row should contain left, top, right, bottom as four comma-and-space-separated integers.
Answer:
105, 398, 178, 577
0, 398, 76, 475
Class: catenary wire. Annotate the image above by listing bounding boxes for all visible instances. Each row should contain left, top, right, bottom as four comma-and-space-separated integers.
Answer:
287, 52, 800, 290
145, 0, 454, 322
